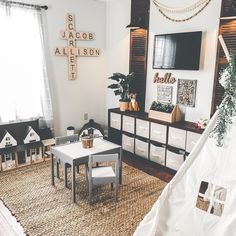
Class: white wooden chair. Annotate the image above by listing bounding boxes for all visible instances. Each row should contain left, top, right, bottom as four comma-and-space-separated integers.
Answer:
55, 134, 78, 146
86, 153, 119, 202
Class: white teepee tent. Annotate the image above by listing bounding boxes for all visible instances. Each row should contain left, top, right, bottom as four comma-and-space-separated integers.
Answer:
134, 37, 236, 236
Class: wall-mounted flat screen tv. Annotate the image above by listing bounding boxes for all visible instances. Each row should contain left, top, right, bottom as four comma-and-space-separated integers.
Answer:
153, 31, 202, 70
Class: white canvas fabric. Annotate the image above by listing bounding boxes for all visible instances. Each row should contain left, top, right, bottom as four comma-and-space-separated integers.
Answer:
134, 111, 236, 236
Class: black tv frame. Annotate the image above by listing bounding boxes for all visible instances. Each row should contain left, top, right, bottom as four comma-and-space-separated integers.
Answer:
152, 31, 202, 71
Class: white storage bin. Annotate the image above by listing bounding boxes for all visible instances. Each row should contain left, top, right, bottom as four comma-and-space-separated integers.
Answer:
166, 149, 185, 171
150, 144, 165, 166
150, 123, 167, 144
135, 139, 149, 159
186, 131, 201, 153
168, 127, 186, 150
136, 119, 149, 138
110, 112, 121, 130
122, 115, 135, 134
122, 134, 134, 153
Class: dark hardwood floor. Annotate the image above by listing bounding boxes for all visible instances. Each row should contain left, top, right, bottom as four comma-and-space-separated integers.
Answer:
123, 151, 175, 183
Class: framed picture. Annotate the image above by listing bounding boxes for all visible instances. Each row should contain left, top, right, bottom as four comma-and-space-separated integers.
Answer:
177, 79, 197, 107
222, 0, 236, 17
157, 85, 173, 103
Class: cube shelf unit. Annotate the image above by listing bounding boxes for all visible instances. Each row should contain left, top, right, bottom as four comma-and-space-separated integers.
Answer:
108, 108, 203, 172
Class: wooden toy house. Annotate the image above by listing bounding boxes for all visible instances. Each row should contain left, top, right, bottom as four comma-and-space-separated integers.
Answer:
79, 119, 105, 138
23, 126, 40, 144
0, 130, 18, 171
23, 126, 41, 163
0, 130, 17, 149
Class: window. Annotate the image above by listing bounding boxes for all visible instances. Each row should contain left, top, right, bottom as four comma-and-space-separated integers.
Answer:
196, 181, 227, 217
0, 2, 52, 127
153, 35, 177, 69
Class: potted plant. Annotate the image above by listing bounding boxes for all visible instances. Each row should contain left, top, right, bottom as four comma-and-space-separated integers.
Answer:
148, 101, 183, 123
108, 72, 135, 111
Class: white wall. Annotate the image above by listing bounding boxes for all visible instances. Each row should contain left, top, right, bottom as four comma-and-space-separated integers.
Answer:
106, 0, 222, 123
14, 0, 107, 135
145, 0, 222, 122
12, 0, 223, 134
106, 0, 131, 111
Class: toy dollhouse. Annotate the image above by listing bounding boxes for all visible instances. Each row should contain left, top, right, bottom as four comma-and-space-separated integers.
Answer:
23, 126, 41, 163
0, 130, 17, 148
23, 126, 40, 144
0, 130, 18, 171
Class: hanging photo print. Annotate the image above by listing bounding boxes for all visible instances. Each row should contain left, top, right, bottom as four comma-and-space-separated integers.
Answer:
157, 85, 173, 103
177, 79, 197, 107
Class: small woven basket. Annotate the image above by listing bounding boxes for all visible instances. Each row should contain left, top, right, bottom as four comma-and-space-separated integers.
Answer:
81, 136, 94, 148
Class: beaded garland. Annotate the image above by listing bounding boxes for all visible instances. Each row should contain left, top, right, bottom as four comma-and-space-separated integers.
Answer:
153, 0, 212, 22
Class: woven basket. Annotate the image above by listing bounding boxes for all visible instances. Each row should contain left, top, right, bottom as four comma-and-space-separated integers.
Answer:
81, 136, 94, 148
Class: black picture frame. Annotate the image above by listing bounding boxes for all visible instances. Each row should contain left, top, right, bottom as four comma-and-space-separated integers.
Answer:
152, 32, 202, 70
222, 0, 236, 17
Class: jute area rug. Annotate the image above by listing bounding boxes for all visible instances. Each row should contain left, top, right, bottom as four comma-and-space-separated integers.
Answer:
0, 161, 166, 236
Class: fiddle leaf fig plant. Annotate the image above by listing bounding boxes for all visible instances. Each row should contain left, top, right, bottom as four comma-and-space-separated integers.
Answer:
108, 72, 135, 102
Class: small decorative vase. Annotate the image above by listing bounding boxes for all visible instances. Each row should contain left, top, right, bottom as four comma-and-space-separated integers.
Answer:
119, 101, 129, 111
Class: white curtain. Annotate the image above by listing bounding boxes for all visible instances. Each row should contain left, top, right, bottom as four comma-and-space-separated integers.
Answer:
154, 35, 176, 69
162, 36, 176, 68
0, 2, 53, 128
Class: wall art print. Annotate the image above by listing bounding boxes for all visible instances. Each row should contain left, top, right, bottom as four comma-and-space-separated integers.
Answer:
177, 79, 197, 107
55, 13, 101, 80
157, 85, 173, 103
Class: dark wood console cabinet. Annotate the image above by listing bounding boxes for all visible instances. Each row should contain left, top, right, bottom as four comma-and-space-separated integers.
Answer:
108, 108, 203, 172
